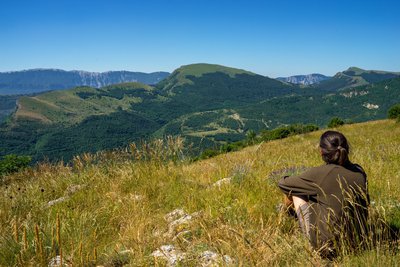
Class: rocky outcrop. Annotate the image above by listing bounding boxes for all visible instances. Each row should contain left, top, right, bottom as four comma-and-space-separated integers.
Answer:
199, 250, 234, 266
45, 184, 86, 208
151, 245, 186, 266
163, 208, 201, 239
277, 74, 330, 85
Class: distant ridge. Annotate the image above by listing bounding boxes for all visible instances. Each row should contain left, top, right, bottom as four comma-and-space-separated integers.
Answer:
0, 69, 170, 95
277, 73, 330, 85
314, 67, 400, 91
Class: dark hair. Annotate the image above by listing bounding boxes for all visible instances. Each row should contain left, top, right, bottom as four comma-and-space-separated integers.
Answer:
319, 130, 349, 165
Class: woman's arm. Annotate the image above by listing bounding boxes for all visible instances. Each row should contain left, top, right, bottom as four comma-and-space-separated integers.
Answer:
278, 174, 317, 197
292, 195, 308, 212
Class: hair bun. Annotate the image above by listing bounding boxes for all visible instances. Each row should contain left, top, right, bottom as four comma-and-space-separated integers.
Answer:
320, 130, 349, 165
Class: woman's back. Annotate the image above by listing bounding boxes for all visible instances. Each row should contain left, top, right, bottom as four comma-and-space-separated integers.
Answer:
277, 130, 369, 257
279, 162, 368, 250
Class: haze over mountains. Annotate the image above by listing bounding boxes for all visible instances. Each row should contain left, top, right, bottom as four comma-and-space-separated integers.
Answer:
0, 63, 399, 162
0, 69, 170, 95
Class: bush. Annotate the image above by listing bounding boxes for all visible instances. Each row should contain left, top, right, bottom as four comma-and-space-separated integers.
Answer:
0, 154, 31, 176
199, 149, 220, 160
328, 117, 345, 128
246, 130, 257, 145
388, 104, 400, 120
196, 123, 319, 160
261, 124, 319, 141
220, 141, 245, 153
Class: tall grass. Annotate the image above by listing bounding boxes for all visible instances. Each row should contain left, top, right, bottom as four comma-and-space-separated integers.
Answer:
0, 120, 399, 266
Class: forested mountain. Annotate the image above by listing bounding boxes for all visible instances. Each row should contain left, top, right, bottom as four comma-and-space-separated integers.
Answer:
0, 63, 399, 162
314, 67, 400, 91
0, 95, 19, 123
0, 69, 170, 95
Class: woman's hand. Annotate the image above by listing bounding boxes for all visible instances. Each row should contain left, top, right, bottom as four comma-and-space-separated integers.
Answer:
283, 195, 293, 208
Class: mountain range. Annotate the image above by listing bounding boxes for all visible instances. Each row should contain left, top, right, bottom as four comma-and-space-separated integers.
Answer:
0, 69, 170, 95
0, 63, 399, 162
277, 73, 330, 85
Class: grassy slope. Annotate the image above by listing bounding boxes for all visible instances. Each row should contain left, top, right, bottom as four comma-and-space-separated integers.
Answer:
15, 83, 153, 124
1, 120, 399, 266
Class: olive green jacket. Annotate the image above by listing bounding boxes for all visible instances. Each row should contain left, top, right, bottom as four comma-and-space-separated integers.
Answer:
278, 163, 368, 250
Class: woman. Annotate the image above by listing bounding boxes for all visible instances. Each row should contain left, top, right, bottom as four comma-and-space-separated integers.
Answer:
278, 130, 369, 257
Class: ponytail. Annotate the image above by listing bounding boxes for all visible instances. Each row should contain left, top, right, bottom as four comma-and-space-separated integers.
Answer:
337, 145, 349, 165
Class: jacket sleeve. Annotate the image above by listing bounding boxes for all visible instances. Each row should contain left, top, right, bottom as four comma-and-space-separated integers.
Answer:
278, 173, 319, 197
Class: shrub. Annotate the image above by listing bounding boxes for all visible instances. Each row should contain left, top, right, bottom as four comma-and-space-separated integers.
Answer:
245, 130, 257, 145
270, 128, 291, 140
220, 141, 245, 153
328, 117, 345, 128
261, 124, 319, 141
0, 154, 31, 176
199, 149, 220, 160
388, 104, 400, 120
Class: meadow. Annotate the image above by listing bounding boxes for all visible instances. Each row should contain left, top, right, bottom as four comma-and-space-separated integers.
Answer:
1, 120, 399, 266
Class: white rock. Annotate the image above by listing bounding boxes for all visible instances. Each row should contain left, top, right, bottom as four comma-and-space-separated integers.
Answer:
46, 196, 69, 208
200, 250, 219, 266
341, 90, 369, 98
165, 214, 193, 238
164, 209, 201, 238
199, 250, 234, 266
165, 209, 186, 222
212, 177, 232, 188
151, 245, 186, 266
363, 103, 379, 109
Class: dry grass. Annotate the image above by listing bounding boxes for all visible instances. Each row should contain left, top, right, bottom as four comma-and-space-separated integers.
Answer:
0, 120, 399, 266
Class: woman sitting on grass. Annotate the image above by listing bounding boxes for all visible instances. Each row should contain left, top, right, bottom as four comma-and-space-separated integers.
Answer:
278, 130, 369, 258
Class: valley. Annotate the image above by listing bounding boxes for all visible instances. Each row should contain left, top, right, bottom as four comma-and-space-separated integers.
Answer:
0, 63, 399, 163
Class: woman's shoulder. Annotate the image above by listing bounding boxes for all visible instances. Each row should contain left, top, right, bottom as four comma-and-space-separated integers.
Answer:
300, 164, 335, 178
317, 162, 366, 174
305, 164, 365, 178
345, 162, 367, 177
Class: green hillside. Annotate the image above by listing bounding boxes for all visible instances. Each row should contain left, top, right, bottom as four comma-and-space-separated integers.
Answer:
343, 67, 400, 83
154, 68, 295, 124
156, 63, 256, 92
1, 120, 399, 265
0, 95, 18, 122
0, 64, 399, 163
156, 77, 400, 149
15, 83, 154, 124
0, 64, 297, 162
315, 67, 400, 91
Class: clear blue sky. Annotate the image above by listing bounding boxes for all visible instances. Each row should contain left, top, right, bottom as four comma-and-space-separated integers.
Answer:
1, 0, 399, 77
